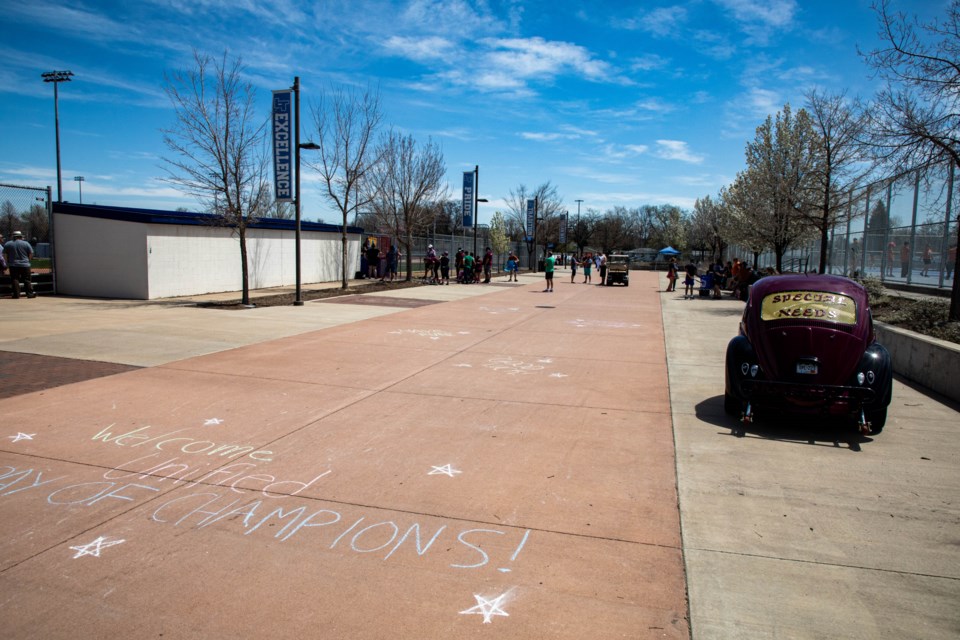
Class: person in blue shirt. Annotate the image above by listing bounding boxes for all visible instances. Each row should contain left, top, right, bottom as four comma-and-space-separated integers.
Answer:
2, 231, 36, 299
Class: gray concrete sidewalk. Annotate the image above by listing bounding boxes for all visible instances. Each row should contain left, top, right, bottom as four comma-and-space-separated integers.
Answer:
658, 274, 960, 640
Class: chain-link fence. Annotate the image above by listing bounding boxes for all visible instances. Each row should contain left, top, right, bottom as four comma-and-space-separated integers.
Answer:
0, 183, 54, 295
729, 163, 958, 290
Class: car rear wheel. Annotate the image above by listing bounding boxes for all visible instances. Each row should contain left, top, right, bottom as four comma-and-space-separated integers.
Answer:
724, 393, 740, 416
866, 408, 886, 434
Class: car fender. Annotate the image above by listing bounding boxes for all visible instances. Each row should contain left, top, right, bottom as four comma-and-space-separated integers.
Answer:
725, 335, 758, 401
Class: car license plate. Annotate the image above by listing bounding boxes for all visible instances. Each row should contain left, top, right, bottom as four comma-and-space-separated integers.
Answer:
796, 362, 818, 375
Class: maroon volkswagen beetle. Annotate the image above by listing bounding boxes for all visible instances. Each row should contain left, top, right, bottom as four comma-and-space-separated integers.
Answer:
724, 274, 892, 434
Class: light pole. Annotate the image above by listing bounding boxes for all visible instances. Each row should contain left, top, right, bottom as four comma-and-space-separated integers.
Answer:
293, 76, 320, 306
574, 199, 583, 253
74, 176, 84, 204
42, 70, 73, 203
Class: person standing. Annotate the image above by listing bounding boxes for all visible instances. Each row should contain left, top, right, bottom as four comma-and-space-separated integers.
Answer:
506, 251, 519, 281
366, 241, 380, 279
383, 244, 398, 282
598, 252, 607, 285
665, 257, 677, 292
3, 231, 36, 299
582, 253, 592, 284
921, 244, 933, 277
440, 251, 450, 285
569, 254, 578, 283
900, 241, 911, 278
683, 260, 697, 299
463, 251, 475, 283
543, 250, 555, 292
483, 247, 493, 283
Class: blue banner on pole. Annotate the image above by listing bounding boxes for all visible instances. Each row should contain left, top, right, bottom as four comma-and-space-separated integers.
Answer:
462, 171, 474, 228
272, 90, 293, 203
525, 199, 535, 237
559, 213, 567, 244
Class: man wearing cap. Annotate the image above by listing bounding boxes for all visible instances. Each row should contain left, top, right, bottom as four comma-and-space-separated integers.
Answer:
3, 231, 36, 298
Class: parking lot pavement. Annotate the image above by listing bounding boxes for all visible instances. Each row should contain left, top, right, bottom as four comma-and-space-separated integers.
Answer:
0, 272, 688, 639
660, 279, 960, 640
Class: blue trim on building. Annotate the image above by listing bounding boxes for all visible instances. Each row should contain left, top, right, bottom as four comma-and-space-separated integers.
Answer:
53, 202, 362, 234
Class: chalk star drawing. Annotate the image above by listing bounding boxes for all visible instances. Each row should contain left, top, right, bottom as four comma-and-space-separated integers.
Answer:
485, 356, 544, 376
428, 464, 462, 477
460, 592, 511, 624
203, 418, 223, 426
549, 373, 569, 378
7, 432, 35, 443
388, 329, 453, 341
69, 536, 126, 559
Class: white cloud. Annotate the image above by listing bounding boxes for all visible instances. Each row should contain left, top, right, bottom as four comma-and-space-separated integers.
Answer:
656, 140, 705, 164
383, 36, 455, 62
712, 0, 797, 45
713, 0, 797, 29
482, 37, 615, 83
640, 6, 688, 37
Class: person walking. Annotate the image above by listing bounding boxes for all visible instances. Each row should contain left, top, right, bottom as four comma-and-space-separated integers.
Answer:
3, 231, 36, 299
921, 244, 933, 277
543, 250, 555, 292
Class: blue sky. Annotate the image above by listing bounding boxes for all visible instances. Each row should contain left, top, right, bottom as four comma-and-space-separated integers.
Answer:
0, 0, 943, 225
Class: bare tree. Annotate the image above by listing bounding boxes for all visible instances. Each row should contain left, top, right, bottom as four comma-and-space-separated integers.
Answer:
308, 85, 382, 289
803, 89, 873, 273
504, 182, 563, 270
861, 0, 960, 318
363, 131, 446, 280
161, 50, 271, 306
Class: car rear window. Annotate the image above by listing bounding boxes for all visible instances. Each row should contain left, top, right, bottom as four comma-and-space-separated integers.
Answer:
760, 290, 857, 324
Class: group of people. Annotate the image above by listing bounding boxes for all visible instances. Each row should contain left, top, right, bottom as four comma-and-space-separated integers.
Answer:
362, 240, 400, 283
567, 252, 608, 284
665, 257, 771, 301
1, 231, 37, 299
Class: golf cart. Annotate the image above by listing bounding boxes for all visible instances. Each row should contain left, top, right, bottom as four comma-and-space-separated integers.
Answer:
605, 254, 630, 286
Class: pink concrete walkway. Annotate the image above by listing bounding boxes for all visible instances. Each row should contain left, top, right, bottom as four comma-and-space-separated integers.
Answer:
0, 272, 687, 638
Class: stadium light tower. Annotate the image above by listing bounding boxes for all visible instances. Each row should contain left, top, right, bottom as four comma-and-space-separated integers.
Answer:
74, 176, 85, 203
42, 70, 74, 202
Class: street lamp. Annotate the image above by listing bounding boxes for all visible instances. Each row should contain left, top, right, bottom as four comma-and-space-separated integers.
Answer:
42, 70, 73, 203
472, 164, 491, 256
292, 76, 320, 306
74, 176, 84, 204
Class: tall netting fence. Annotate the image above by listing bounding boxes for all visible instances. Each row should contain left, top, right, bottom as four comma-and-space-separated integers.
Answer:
728, 163, 958, 290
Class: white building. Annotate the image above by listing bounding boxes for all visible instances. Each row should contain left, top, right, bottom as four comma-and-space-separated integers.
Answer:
52, 203, 363, 300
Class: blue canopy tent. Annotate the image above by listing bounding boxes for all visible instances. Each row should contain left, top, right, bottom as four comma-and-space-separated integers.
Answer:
658, 246, 680, 257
